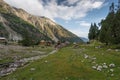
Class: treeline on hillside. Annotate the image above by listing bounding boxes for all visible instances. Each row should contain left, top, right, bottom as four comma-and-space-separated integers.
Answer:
88, 2, 120, 45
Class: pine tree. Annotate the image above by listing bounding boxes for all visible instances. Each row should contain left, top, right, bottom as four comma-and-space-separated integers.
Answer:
113, 10, 120, 44
99, 1, 120, 44
88, 23, 99, 40
99, 3, 115, 44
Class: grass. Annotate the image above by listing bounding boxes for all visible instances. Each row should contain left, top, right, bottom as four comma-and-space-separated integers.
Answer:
1, 44, 120, 80
0, 45, 54, 64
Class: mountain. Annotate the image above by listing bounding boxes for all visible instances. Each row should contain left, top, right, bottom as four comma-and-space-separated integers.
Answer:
0, 0, 83, 42
80, 37, 89, 42
0, 0, 50, 43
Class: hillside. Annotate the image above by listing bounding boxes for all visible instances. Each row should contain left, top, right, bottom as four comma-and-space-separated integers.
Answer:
0, 0, 83, 42
0, 8, 50, 42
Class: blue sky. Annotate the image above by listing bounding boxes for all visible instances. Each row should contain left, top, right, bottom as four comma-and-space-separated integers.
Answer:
4, 0, 118, 38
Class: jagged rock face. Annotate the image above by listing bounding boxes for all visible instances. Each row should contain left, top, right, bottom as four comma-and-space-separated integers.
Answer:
0, 0, 83, 42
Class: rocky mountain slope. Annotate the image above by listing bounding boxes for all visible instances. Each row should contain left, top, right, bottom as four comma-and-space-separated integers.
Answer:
0, 0, 50, 42
0, 0, 83, 42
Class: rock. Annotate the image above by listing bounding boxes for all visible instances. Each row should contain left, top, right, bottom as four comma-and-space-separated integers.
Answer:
101, 53, 104, 55
92, 66, 97, 69
84, 54, 89, 59
45, 60, 48, 63
92, 61, 96, 64
115, 49, 119, 52
97, 65, 102, 71
109, 63, 115, 68
30, 68, 35, 71
103, 65, 108, 69
95, 46, 101, 49
110, 69, 114, 72
91, 56, 97, 60
107, 49, 112, 51
102, 63, 108, 69
111, 74, 114, 76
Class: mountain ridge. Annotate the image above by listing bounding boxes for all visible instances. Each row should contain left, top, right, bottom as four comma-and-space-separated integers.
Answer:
0, 0, 83, 42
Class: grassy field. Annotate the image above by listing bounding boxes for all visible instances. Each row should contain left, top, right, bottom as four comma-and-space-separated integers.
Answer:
0, 44, 54, 63
1, 43, 120, 80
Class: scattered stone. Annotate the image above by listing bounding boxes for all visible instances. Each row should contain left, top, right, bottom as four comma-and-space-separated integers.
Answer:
101, 53, 104, 55
95, 46, 101, 49
109, 63, 115, 68
30, 68, 36, 71
111, 74, 114, 76
110, 69, 114, 72
84, 54, 89, 59
115, 49, 119, 52
103, 65, 108, 69
45, 60, 48, 63
102, 63, 108, 69
107, 49, 112, 51
91, 57, 96, 60
97, 65, 102, 71
92, 66, 97, 69
92, 61, 96, 64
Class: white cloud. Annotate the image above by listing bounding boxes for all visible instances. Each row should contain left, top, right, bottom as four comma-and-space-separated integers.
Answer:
92, 2, 103, 8
76, 21, 91, 27
3, 0, 105, 38
4, 0, 105, 20
69, 28, 89, 38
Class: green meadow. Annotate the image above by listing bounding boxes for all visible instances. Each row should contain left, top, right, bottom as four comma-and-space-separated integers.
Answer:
1, 43, 120, 80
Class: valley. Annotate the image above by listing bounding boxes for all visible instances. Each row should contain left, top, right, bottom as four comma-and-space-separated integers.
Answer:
0, 42, 120, 80
0, 0, 120, 80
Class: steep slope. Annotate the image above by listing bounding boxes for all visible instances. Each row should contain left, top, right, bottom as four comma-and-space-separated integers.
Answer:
1, 0, 83, 42
0, 1, 50, 42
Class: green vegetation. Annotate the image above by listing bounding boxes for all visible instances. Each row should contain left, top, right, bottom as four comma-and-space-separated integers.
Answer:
88, 23, 99, 40
89, 2, 120, 45
0, 45, 54, 64
1, 43, 120, 80
0, 22, 8, 38
0, 13, 51, 46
